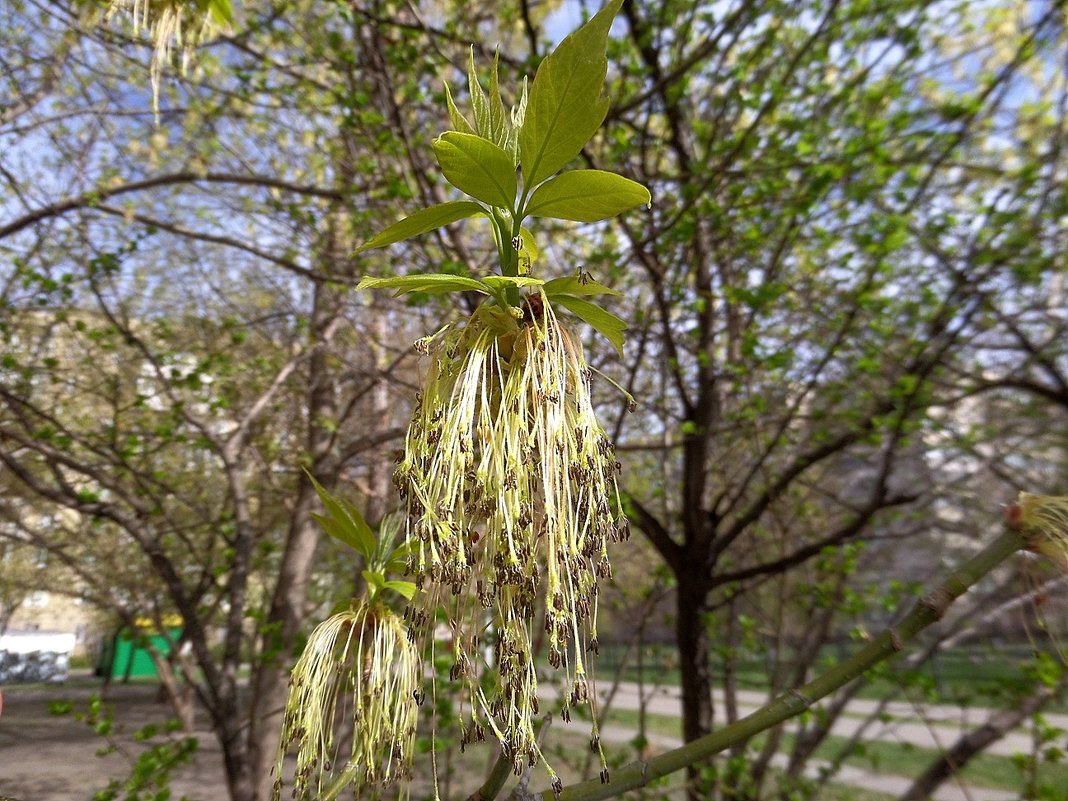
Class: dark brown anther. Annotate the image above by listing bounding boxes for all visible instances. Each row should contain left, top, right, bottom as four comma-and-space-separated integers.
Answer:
590, 736, 600, 752
573, 678, 589, 702
597, 556, 613, 579
548, 647, 562, 669
521, 293, 545, 326
551, 777, 564, 799
600, 768, 611, 784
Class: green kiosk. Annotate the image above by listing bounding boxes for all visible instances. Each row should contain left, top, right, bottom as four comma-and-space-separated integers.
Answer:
96, 615, 183, 681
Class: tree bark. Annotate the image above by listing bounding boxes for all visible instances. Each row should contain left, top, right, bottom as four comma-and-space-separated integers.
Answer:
247, 276, 344, 800
676, 573, 713, 799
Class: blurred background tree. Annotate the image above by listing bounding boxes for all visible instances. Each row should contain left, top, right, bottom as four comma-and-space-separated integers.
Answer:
1, 1, 1065, 800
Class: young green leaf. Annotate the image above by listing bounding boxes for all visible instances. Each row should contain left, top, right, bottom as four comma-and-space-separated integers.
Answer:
383, 580, 417, 600
552, 294, 627, 356
486, 49, 508, 147
357, 273, 489, 296
518, 225, 539, 272
481, 275, 545, 291
444, 82, 476, 135
306, 473, 376, 559
524, 169, 650, 222
432, 132, 518, 209
385, 541, 413, 575
506, 78, 529, 166
207, 0, 234, 27
354, 200, 485, 253
311, 512, 366, 557
519, 0, 622, 189
468, 47, 492, 137
362, 570, 386, 596
544, 274, 622, 298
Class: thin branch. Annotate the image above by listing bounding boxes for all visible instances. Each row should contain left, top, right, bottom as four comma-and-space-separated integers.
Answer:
92, 204, 323, 281
620, 491, 681, 572
467, 749, 516, 801
0, 172, 350, 241
900, 678, 1062, 801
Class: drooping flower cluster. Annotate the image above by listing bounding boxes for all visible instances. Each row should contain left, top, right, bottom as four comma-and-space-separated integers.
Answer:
1015, 492, 1068, 571
273, 600, 420, 801
394, 293, 628, 774
101, 0, 225, 116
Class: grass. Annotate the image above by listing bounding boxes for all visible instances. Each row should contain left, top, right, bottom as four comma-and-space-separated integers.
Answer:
596, 642, 1068, 713
810, 734, 1068, 795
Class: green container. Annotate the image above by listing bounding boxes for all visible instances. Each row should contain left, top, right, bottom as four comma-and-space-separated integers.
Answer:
97, 626, 182, 680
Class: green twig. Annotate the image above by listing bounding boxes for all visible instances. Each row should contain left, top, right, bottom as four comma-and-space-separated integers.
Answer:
509, 528, 1026, 801
320, 763, 359, 801
466, 748, 515, 801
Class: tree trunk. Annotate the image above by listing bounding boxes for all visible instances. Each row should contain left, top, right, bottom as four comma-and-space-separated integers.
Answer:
221, 739, 258, 801
676, 574, 713, 801
248, 278, 344, 800
151, 647, 196, 733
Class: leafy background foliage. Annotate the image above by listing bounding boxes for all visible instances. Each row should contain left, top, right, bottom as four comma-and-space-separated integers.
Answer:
0, 1, 1066, 801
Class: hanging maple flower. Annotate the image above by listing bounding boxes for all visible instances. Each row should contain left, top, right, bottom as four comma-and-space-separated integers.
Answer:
394, 291, 625, 774
273, 600, 420, 801
98, 0, 232, 117
1013, 492, 1068, 571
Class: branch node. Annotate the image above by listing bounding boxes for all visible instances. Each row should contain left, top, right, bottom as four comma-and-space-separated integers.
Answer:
889, 629, 904, 652
787, 688, 813, 712
918, 587, 953, 620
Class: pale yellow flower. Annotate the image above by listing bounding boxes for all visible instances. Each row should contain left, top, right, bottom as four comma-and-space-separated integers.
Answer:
395, 293, 622, 775
274, 600, 420, 800
101, 1, 224, 117
1015, 492, 1068, 571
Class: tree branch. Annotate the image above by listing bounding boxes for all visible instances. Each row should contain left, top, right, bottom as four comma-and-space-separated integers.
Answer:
900, 678, 1062, 801
511, 527, 1026, 801
621, 490, 681, 572
0, 172, 351, 241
